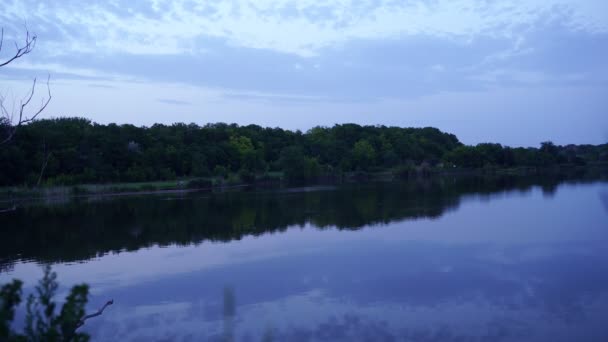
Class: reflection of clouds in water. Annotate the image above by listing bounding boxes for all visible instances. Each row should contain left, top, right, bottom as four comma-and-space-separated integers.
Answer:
271, 314, 528, 342
81, 240, 608, 341
85, 286, 608, 341
3, 181, 608, 340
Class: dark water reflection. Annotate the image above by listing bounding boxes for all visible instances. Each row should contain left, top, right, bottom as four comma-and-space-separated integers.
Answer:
1, 175, 608, 341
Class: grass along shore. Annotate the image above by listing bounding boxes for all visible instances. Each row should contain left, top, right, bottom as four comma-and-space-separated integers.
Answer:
1, 162, 606, 206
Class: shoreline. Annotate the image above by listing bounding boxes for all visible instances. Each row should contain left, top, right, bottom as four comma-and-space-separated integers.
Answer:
1, 163, 607, 205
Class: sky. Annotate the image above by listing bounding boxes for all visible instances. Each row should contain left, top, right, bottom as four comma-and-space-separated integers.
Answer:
0, 0, 607, 146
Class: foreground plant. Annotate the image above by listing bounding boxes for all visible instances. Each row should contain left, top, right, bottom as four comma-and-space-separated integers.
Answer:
0, 265, 112, 341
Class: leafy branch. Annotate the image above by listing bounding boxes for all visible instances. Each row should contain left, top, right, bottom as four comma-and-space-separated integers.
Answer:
0, 266, 113, 342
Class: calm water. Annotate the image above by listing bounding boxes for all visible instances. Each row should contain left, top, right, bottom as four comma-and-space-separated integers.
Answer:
1, 176, 608, 341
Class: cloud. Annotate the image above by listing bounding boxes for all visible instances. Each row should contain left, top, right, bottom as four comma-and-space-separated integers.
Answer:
87, 83, 118, 89
2, 0, 608, 57
9, 22, 604, 102
157, 98, 191, 106
1, 0, 606, 145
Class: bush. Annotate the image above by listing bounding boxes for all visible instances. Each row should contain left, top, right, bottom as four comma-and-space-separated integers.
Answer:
186, 178, 213, 189
393, 163, 416, 179
0, 266, 93, 341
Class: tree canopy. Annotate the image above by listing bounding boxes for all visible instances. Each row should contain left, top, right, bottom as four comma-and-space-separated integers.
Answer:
0, 118, 606, 186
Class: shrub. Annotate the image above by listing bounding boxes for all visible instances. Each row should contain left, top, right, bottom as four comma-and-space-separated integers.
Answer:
186, 178, 213, 189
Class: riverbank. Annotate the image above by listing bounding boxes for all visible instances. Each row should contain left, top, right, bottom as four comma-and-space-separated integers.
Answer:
1, 163, 607, 205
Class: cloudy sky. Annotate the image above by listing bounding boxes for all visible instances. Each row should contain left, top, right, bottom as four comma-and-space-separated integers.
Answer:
0, 0, 607, 146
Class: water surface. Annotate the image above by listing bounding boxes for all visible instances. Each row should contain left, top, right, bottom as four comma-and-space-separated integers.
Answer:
1, 177, 608, 341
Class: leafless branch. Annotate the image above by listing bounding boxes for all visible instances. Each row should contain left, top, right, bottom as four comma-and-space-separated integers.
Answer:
0, 26, 49, 146
76, 299, 114, 329
0, 74, 51, 145
0, 27, 37, 67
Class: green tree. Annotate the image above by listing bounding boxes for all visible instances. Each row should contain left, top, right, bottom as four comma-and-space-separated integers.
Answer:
539, 141, 560, 166
445, 146, 483, 168
279, 146, 320, 182
0, 119, 604, 186
475, 143, 504, 166
352, 139, 376, 171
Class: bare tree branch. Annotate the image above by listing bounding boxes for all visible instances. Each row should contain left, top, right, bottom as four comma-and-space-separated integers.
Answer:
0, 74, 51, 145
76, 300, 114, 329
0, 26, 50, 146
0, 27, 37, 67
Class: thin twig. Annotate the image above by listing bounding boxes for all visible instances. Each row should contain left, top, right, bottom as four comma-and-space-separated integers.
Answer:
0, 27, 37, 67
0, 27, 49, 145
0, 75, 51, 145
76, 300, 114, 329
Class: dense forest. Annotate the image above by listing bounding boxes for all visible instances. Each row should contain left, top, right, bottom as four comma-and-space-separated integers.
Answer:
0, 117, 607, 186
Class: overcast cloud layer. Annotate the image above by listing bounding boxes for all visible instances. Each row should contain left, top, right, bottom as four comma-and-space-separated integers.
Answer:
1, 0, 607, 146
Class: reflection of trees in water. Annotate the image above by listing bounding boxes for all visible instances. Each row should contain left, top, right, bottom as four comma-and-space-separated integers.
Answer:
223, 286, 235, 342
600, 191, 608, 212
0, 262, 14, 273
0, 174, 604, 267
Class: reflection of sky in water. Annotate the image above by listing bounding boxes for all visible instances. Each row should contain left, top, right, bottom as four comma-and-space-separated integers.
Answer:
2, 182, 608, 341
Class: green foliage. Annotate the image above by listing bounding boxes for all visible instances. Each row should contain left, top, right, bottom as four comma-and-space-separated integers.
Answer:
0, 279, 23, 341
0, 266, 90, 342
213, 165, 229, 179
0, 119, 605, 186
352, 140, 376, 171
190, 153, 211, 177
279, 146, 320, 182
393, 161, 417, 179
445, 146, 484, 168
444, 141, 596, 169
228, 135, 259, 171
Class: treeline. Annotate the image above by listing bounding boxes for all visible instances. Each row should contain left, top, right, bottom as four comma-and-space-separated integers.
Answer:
0, 117, 606, 186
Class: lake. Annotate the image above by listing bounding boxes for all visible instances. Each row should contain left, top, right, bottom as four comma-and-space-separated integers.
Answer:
1, 175, 608, 341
